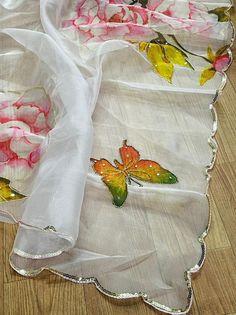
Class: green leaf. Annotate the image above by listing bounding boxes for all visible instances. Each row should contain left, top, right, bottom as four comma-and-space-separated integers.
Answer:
129, 0, 148, 7
208, 7, 229, 22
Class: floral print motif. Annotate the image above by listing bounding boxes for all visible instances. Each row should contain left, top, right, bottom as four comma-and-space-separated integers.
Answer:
200, 46, 230, 85
0, 90, 54, 178
139, 32, 193, 83
65, 0, 225, 42
63, 0, 231, 85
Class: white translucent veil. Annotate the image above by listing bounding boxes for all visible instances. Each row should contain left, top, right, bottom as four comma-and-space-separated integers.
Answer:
0, 0, 234, 313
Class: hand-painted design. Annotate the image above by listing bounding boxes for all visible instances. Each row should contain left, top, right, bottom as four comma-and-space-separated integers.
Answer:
91, 140, 177, 207
64, 0, 225, 43
0, 90, 54, 175
208, 7, 229, 22
64, 0, 231, 86
139, 33, 193, 83
165, 35, 231, 85
129, 1, 230, 22
0, 177, 26, 202
111, 0, 213, 22
200, 46, 230, 86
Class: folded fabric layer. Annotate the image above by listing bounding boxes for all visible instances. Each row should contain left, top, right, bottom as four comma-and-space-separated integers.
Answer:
0, 0, 234, 313
0, 28, 93, 251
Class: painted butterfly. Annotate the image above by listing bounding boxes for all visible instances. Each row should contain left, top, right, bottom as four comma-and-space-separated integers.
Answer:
91, 140, 178, 207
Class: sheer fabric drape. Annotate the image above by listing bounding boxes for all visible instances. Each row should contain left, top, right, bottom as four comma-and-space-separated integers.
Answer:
0, 0, 233, 313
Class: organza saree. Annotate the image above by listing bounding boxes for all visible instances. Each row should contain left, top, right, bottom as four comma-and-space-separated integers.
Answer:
0, 0, 234, 313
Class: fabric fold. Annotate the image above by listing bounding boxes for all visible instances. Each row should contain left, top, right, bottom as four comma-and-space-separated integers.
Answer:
0, 28, 93, 254
0, 0, 234, 313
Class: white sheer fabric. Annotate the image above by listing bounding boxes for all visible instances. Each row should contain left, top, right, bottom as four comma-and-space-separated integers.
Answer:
0, 0, 233, 313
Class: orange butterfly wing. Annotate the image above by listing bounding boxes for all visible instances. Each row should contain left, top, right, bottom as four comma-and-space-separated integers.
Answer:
119, 141, 177, 184
119, 140, 140, 169
91, 159, 128, 207
128, 160, 178, 184
91, 141, 177, 207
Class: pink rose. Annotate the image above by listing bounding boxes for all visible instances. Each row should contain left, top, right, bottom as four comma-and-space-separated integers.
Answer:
108, 6, 149, 24
213, 54, 230, 72
0, 128, 40, 168
0, 91, 54, 177
63, 0, 222, 43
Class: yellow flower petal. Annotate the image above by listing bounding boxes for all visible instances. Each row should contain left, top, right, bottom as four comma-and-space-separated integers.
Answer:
0, 177, 26, 202
163, 44, 193, 68
200, 68, 216, 86
155, 61, 174, 83
139, 41, 149, 52
207, 47, 215, 62
147, 43, 174, 82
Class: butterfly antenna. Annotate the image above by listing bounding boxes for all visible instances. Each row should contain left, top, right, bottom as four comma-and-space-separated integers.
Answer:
129, 177, 143, 187
123, 139, 128, 146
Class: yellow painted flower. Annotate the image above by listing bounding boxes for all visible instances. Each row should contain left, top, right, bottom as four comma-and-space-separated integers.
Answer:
200, 46, 230, 86
139, 41, 193, 83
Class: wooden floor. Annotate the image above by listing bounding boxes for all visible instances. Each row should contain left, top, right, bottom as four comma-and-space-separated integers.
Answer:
1, 14, 236, 315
